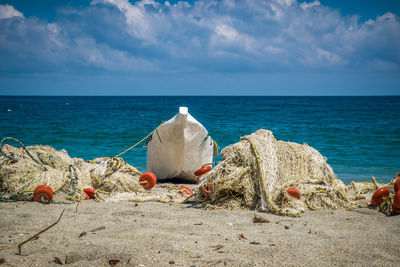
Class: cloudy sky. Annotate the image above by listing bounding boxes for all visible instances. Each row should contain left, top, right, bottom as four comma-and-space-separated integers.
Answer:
0, 0, 399, 95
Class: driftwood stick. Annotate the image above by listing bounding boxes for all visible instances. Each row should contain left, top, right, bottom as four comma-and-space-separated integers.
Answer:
18, 209, 65, 255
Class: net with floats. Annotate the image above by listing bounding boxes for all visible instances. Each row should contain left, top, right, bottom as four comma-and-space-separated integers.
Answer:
196, 130, 394, 216
0, 139, 144, 202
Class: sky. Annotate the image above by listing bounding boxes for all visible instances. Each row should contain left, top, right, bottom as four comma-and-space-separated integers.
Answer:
0, 0, 399, 95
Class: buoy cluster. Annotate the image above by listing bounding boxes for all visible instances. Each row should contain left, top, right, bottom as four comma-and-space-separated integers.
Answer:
32, 171, 158, 204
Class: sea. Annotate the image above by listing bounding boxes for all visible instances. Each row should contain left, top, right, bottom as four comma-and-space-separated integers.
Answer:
0, 96, 399, 184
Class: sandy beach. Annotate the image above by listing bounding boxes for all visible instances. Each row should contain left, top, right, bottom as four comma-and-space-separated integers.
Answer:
1, 185, 399, 267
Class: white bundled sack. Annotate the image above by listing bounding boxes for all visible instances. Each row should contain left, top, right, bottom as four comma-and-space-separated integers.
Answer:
147, 107, 214, 181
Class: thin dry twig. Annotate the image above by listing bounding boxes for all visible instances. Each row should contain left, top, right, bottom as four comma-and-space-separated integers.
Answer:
18, 209, 65, 255
90, 226, 106, 232
210, 244, 224, 251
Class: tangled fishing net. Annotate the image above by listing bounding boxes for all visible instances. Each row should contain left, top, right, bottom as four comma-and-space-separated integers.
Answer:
108, 184, 194, 204
0, 138, 143, 202
196, 130, 396, 216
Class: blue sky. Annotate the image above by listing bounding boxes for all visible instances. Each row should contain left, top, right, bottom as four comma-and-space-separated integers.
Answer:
0, 0, 399, 95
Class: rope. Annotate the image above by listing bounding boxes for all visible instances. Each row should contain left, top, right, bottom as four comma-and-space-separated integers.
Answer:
0, 190, 33, 202
104, 157, 124, 177
0, 137, 47, 171
241, 137, 302, 217
114, 122, 164, 158
64, 164, 81, 202
304, 187, 331, 211
378, 195, 395, 216
371, 176, 378, 189
213, 140, 219, 155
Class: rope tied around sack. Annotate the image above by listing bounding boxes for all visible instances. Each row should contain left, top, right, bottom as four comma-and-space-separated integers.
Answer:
114, 122, 165, 158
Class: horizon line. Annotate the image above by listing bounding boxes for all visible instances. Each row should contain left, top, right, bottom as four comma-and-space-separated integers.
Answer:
1, 95, 399, 97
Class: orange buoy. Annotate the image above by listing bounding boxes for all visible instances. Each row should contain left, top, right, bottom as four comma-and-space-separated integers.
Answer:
371, 187, 390, 206
178, 186, 193, 198
286, 188, 301, 199
393, 191, 400, 213
33, 185, 53, 204
83, 188, 96, 199
139, 172, 157, 190
394, 178, 400, 193
194, 165, 211, 176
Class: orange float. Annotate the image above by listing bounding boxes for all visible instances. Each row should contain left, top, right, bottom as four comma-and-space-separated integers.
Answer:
286, 188, 301, 199
33, 185, 53, 204
371, 187, 390, 206
178, 186, 193, 198
194, 165, 211, 176
393, 190, 400, 213
83, 188, 96, 199
394, 178, 400, 193
139, 172, 157, 190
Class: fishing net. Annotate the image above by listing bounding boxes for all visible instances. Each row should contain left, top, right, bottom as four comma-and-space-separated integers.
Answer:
196, 130, 394, 216
108, 185, 194, 204
0, 142, 143, 202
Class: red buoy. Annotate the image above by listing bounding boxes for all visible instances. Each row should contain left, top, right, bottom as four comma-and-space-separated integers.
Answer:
286, 188, 301, 199
139, 172, 157, 190
83, 188, 96, 199
178, 186, 193, 198
393, 190, 400, 213
194, 165, 211, 176
371, 187, 390, 206
394, 178, 400, 193
33, 185, 53, 204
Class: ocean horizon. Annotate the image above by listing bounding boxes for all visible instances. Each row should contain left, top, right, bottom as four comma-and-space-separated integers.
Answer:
1, 95, 399, 184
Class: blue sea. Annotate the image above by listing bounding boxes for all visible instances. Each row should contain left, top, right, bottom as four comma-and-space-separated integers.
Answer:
0, 96, 399, 184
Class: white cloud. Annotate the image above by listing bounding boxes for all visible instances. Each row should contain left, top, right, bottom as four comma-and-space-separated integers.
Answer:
0, 0, 399, 74
215, 24, 238, 40
300, 1, 320, 10
92, 0, 160, 43
0, 4, 24, 19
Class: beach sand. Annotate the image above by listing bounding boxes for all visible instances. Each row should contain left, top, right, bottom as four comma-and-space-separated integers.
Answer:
0, 185, 399, 267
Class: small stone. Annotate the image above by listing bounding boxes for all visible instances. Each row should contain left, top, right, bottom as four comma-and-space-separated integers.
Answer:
284, 225, 289, 229
169, 260, 175, 264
